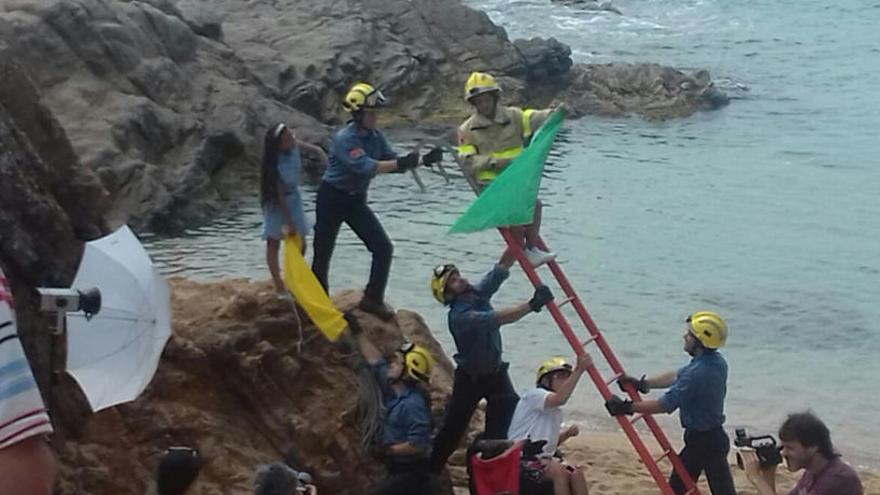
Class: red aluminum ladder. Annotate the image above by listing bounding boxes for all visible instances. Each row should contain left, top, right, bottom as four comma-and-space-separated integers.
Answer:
449, 152, 701, 494
498, 227, 701, 495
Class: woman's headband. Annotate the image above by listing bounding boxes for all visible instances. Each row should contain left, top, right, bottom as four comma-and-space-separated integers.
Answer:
273, 123, 287, 138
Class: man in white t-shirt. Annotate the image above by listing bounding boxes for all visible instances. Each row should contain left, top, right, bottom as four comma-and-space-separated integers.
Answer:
0, 267, 57, 495
508, 353, 592, 495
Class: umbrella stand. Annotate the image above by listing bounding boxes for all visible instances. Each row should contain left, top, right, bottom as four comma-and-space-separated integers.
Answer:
45, 310, 66, 445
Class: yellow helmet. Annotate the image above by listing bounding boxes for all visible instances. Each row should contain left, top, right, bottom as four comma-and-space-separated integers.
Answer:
431, 264, 458, 305
343, 82, 388, 112
536, 357, 573, 384
464, 72, 501, 101
687, 311, 728, 349
399, 341, 434, 382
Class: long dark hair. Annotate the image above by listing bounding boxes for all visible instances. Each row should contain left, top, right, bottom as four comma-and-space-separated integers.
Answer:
260, 124, 284, 209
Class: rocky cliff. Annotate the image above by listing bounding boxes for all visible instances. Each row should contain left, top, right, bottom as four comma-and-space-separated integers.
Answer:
1, 0, 727, 231
56, 279, 465, 495
0, 60, 109, 438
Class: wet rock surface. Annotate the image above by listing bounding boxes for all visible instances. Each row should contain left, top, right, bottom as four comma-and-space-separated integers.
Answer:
1, 0, 726, 231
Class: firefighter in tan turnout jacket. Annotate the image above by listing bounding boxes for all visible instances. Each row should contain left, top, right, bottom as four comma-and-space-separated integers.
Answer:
457, 71, 557, 267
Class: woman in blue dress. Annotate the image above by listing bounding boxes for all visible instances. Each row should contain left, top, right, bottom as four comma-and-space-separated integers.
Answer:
261, 123, 328, 295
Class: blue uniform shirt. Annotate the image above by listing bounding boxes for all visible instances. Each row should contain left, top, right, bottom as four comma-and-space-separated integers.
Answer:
371, 359, 431, 458
323, 122, 397, 194
447, 265, 510, 376
659, 350, 728, 431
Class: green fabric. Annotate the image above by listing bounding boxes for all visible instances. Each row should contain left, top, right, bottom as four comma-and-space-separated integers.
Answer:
449, 109, 565, 234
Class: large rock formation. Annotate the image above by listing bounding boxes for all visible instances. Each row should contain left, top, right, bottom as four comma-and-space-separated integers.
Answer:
0, 0, 331, 231
0, 0, 726, 231
0, 59, 109, 436
562, 64, 729, 119
55, 279, 464, 495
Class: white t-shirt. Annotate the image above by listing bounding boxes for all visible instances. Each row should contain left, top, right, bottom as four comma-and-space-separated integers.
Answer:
507, 387, 563, 455
0, 269, 53, 450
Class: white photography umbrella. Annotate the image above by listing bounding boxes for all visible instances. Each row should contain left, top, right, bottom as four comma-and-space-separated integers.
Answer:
66, 225, 171, 412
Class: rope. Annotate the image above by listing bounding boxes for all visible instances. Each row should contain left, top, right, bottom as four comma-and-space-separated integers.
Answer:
355, 362, 384, 449
283, 291, 382, 448
290, 298, 304, 354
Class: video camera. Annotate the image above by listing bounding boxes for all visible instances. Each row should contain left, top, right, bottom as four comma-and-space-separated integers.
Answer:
734, 428, 783, 469
37, 287, 101, 318
294, 470, 314, 493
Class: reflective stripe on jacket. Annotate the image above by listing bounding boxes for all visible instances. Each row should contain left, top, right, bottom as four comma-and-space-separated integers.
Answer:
457, 106, 552, 182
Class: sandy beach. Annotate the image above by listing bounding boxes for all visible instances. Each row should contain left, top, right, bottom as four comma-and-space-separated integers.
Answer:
547, 432, 879, 495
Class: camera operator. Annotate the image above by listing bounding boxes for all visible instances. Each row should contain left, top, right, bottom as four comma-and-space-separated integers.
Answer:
0, 267, 57, 495
254, 462, 318, 495
742, 412, 863, 495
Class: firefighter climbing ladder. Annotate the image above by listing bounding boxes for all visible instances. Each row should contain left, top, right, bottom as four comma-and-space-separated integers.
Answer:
452, 156, 702, 495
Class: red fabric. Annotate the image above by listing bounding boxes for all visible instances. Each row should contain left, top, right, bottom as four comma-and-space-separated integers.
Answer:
471, 441, 523, 495
0, 274, 13, 308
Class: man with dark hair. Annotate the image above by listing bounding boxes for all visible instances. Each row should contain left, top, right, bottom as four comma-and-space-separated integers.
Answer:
311, 82, 423, 321
347, 314, 434, 495
507, 353, 593, 495
253, 462, 317, 495
457, 71, 557, 267
428, 257, 554, 473
604, 311, 736, 495
742, 412, 863, 495
157, 447, 202, 495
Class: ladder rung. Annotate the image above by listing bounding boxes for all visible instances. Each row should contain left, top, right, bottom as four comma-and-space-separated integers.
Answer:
605, 372, 623, 386
473, 208, 697, 495
654, 450, 672, 463
557, 296, 575, 308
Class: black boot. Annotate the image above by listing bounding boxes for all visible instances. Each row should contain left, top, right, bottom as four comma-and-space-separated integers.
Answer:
358, 296, 395, 321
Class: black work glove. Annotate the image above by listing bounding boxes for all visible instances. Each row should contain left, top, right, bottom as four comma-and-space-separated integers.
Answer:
617, 373, 649, 394
395, 152, 420, 172
605, 394, 634, 416
522, 439, 548, 459
528, 285, 554, 312
422, 147, 444, 166
343, 312, 362, 335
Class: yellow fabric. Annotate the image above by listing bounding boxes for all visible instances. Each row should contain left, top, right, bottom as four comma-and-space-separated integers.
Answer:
491, 146, 525, 159
474, 146, 525, 181
457, 144, 477, 157
458, 106, 553, 182
522, 109, 535, 138
282, 235, 347, 341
